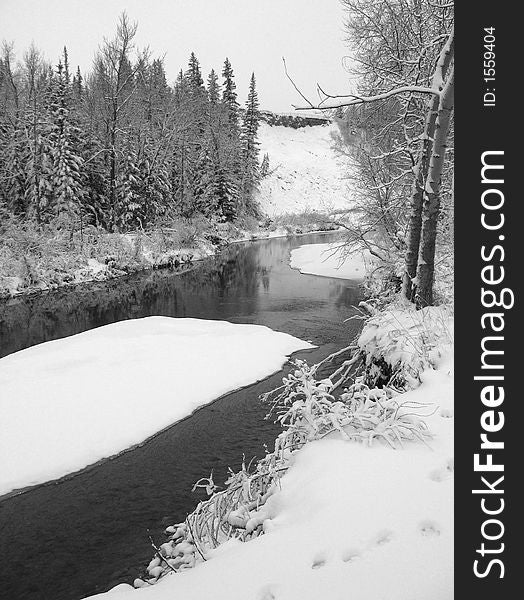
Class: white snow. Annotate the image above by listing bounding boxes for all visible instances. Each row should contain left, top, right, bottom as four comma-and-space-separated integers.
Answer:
256, 122, 355, 216
290, 241, 376, 280
87, 308, 454, 600
0, 317, 313, 496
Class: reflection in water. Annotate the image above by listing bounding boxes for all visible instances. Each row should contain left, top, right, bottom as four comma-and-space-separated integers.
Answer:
0, 233, 357, 357
0, 232, 363, 600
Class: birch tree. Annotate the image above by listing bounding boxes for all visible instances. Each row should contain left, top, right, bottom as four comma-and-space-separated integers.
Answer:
402, 26, 454, 301
414, 64, 454, 306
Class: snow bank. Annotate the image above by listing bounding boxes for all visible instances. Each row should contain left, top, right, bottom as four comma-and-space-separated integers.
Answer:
256, 123, 354, 216
0, 317, 314, 496
88, 309, 454, 600
290, 242, 375, 280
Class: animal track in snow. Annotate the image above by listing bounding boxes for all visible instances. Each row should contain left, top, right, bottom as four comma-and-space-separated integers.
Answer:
312, 554, 327, 569
371, 529, 394, 547
340, 529, 394, 569
419, 519, 441, 537
429, 457, 454, 482
341, 548, 361, 563
257, 584, 277, 600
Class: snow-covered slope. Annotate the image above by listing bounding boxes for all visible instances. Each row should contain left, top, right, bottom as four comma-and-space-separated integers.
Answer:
256, 122, 353, 216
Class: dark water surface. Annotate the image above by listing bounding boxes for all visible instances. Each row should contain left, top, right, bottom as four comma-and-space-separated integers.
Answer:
0, 233, 363, 600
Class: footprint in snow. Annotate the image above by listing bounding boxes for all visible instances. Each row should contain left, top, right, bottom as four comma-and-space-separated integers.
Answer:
258, 584, 277, 600
371, 529, 394, 547
341, 548, 361, 563
419, 519, 441, 537
312, 554, 327, 569
429, 457, 454, 482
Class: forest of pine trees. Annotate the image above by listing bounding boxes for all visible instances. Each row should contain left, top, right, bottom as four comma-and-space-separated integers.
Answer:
0, 14, 262, 234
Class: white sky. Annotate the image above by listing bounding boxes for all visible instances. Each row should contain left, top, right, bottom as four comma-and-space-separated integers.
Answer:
0, 0, 354, 112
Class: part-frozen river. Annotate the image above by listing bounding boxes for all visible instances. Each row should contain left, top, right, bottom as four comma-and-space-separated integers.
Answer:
0, 232, 364, 600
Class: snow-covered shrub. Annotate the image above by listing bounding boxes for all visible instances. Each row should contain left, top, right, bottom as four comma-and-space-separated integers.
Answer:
358, 303, 454, 388
268, 359, 433, 451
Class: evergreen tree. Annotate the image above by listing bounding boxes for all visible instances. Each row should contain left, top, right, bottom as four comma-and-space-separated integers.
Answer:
115, 146, 142, 229
215, 165, 240, 221
240, 72, 261, 213
72, 66, 84, 100
4, 126, 31, 215
207, 69, 220, 105
62, 47, 71, 85
185, 52, 205, 96
47, 61, 85, 226
260, 153, 270, 178
221, 58, 239, 132
193, 139, 218, 216
174, 69, 186, 107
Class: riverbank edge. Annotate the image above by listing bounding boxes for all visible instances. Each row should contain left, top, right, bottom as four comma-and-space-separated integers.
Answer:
0, 225, 342, 301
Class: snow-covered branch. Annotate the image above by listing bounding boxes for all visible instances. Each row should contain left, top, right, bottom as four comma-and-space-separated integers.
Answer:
294, 85, 440, 112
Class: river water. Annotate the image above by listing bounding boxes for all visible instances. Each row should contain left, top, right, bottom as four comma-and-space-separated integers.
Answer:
0, 232, 363, 600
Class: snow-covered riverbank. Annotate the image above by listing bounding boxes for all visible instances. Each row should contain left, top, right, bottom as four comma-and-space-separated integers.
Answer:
0, 317, 313, 497
0, 223, 343, 300
86, 304, 454, 600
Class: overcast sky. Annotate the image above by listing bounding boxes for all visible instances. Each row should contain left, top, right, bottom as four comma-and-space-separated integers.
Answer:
1, 0, 354, 112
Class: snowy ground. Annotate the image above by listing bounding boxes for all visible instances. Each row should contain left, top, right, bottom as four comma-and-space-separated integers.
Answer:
256, 122, 354, 216
290, 241, 377, 281
87, 306, 454, 600
0, 317, 313, 496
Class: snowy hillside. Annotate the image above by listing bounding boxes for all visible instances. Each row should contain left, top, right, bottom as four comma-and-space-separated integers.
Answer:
256, 122, 354, 216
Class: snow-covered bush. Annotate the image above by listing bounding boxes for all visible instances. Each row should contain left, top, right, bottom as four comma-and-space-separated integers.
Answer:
358, 303, 454, 388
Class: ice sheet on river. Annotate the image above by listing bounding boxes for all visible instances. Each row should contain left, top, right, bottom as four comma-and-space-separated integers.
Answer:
290, 242, 376, 280
0, 317, 314, 496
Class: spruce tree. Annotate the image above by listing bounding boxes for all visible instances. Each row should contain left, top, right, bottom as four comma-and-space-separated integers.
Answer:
217, 58, 243, 219
207, 69, 220, 106
186, 52, 205, 94
240, 72, 261, 213
260, 153, 270, 178
115, 147, 142, 230
62, 47, 71, 85
178, 53, 207, 215
72, 66, 84, 100
221, 58, 239, 132
174, 69, 186, 107
47, 61, 85, 228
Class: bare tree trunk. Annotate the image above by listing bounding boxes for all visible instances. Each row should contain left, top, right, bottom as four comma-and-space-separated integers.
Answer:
402, 28, 454, 301
415, 65, 455, 307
